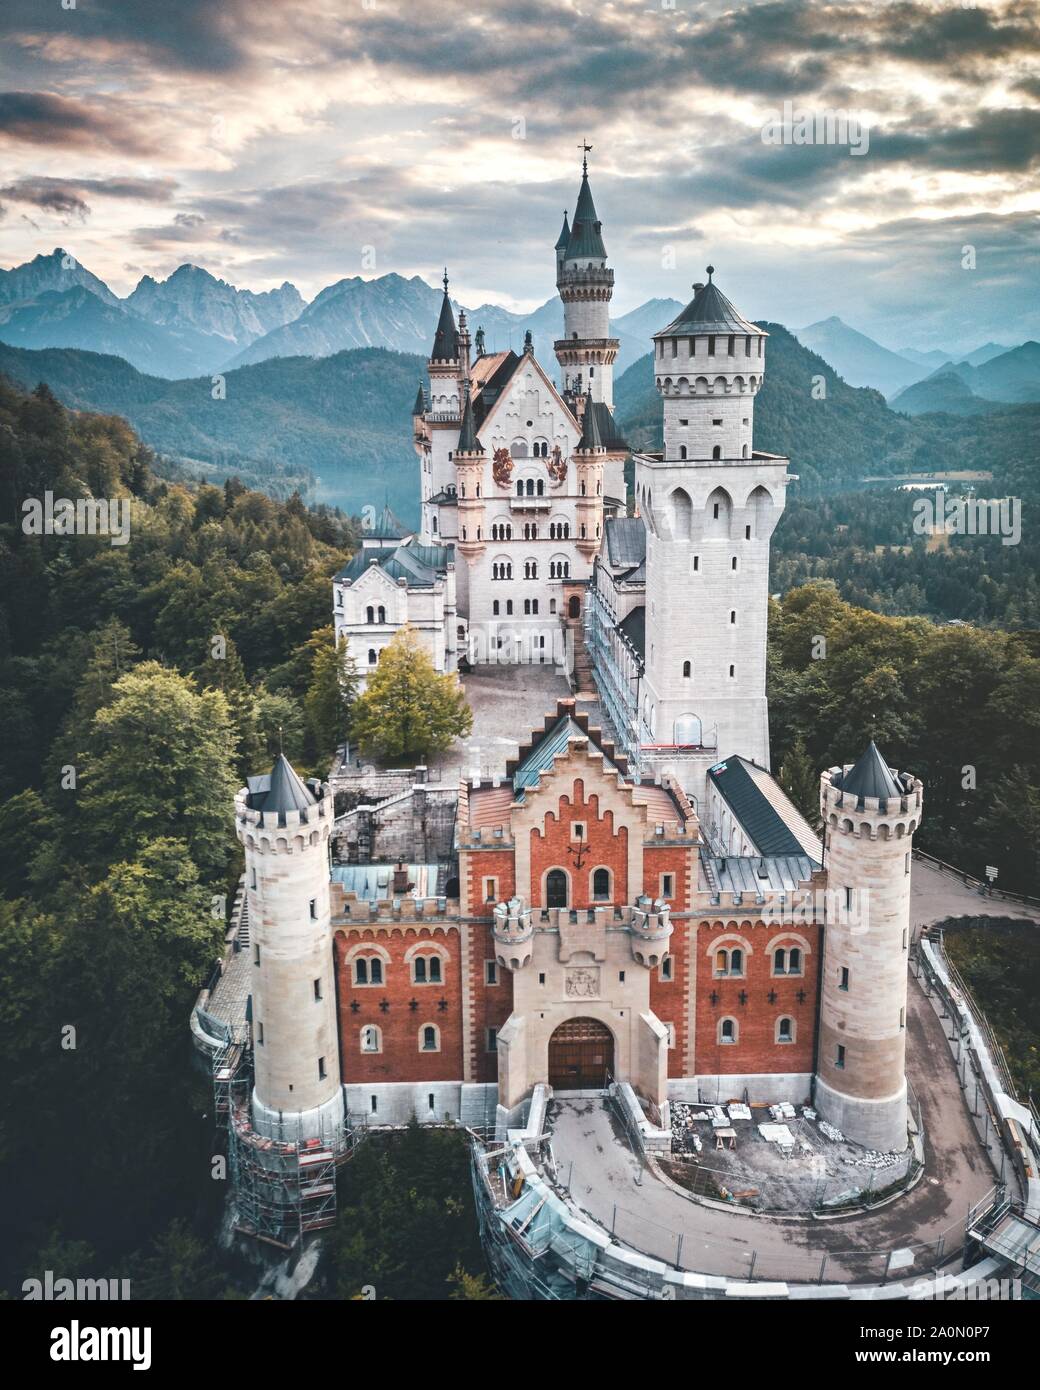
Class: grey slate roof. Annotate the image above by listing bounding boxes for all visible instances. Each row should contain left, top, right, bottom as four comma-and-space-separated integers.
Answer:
604, 516, 646, 569
457, 390, 483, 453
247, 754, 318, 817
431, 289, 459, 361
367, 502, 410, 540
618, 605, 645, 659
834, 741, 902, 807
708, 756, 821, 862
656, 269, 763, 338
587, 400, 627, 450
334, 539, 452, 587
578, 390, 603, 449
706, 852, 816, 896
564, 170, 606, 260
412, 382, 426, 415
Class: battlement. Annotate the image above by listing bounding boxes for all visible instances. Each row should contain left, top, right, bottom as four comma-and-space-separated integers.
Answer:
235, 784, 334, 849
821, 766, 924, 839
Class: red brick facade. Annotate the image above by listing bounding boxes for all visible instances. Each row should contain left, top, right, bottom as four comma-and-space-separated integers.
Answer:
529, 779, 629, 909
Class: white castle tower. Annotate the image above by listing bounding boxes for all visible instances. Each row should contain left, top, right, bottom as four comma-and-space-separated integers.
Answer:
235, 755, 344, 1142
554, 148, 618, 409
634, 269, 789, 801
815, 743, 923, 1152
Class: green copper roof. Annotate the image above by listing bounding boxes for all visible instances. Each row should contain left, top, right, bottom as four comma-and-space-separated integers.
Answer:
656, 267, 763, 338
412, 381, 426, 414
564, 171, 606, 261
555, 210, 571, 250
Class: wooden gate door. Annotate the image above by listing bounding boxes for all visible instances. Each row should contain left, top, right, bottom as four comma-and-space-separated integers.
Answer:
548, 1017, 614, 1091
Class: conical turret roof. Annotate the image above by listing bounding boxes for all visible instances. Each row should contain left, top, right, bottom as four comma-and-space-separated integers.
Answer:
578, 389, 603, 449
431, 284, 459, 361
564, 170, 606, 260
456, 390, 484, 453
246, 753, 318, 815
834, 740, 902, 805
555, 210, 571, 250
412, 381, 426, 415
656, 267, 763, 338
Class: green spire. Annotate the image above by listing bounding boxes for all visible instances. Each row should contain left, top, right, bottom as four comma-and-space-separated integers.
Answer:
412, 381, 426, 415
565, 169, 606, 260
555, 210, 571, 250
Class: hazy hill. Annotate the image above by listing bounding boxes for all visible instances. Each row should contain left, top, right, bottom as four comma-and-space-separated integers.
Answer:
891, 342, 1040, 414
0, 247, 118, 308
0, 342, 425, 516
796, 316, 926, 396
888, 369, 996, 417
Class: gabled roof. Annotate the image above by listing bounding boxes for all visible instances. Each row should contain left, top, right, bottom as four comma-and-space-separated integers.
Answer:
833, 741, 902, 807
412, 382, 426, 415
708, 756, 822, 863
656, 268, 763, 338
431, 289, 459, 362
470, 344, 580, 440
506, 699, 630, 797
565, 169, 606, 261
334, 539, 451, 587
246, 754, 318, 816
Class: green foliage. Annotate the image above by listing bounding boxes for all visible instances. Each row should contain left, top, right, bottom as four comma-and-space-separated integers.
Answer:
944, 921, 1040, 1098
769, 582, 1040, 893
325, 1125, 490, 1300
304, 630, 358, 766
352, 626, 472, 763
776, 736, 820, 827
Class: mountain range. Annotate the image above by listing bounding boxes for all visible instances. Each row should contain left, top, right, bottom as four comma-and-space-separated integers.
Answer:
889, 342, 1040, 415
0, 249, 678, 382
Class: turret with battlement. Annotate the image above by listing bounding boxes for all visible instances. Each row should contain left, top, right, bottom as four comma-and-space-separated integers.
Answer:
814, 742, 924, 1152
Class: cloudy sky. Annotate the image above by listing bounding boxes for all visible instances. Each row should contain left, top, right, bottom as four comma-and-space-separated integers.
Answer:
1, 0, 1038, 353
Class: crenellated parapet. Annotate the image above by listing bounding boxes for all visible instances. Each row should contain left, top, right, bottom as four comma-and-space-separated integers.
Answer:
821, 765, 923, 841
493, 896, 534, 971
629, 894, 673, 968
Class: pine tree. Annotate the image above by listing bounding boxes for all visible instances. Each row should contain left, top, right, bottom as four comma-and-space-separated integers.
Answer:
777, 735, 820, 826
304, 632, 359, 766
194, 634, 263, 776
351, 626, 472, 763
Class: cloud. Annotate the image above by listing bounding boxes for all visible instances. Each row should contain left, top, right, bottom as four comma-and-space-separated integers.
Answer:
0, 91, 163, 154
0, 175, 177, 222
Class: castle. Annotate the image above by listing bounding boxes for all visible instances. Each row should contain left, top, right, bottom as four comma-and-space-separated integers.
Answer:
227, 157, 924, 1239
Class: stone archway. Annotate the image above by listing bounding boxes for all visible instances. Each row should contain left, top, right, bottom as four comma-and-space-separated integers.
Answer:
548, 1017, 614, 1091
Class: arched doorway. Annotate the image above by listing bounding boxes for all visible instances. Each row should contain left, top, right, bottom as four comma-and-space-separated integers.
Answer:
548, 1017, 614, 1091
546, 868, 568, 907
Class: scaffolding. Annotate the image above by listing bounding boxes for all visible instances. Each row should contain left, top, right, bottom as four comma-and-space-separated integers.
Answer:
211, 1040, 367, 1250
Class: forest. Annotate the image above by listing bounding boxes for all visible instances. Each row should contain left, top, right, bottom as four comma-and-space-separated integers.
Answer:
0, 375, 1036, 1299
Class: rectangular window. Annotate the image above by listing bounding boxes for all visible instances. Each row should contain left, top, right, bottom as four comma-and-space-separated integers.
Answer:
745, 524, 751, 539
313, 978, 322, 1001
835, 1044, 846, 1069
250, 867, 257, 889
712, 417, 723, 426
538, 972, 546, 985
318, 1056, 327, 1080
905, 852, 911, 875
839, 966, 849, 991
506, 600, 513, 615
729, 664, 735, 678
483, 877, 498, 903
661, 873, 674, 899
661, 957, 673, 981
844, 886, 853, 910
486, 1027, 498, 1053
902, 929, 908, 951
309, 898, 317, 919
257, 1022, 264, 1045
428, 1093, 435, 1111
371, 1095, 378, 1113
485, 959, 498, 986
254, 944, 261, 966
692, 555, 699, 572
899, 1007, 905, 1029
619, 970, 626, 983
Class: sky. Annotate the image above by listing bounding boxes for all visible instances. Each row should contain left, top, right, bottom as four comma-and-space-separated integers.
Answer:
0, 0, 1038, 354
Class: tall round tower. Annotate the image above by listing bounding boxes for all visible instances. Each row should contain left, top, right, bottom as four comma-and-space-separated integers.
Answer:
235, 755, 344, 1143
815, 742, 923, 1152
554, 151, 618, 408
573, 389, 605, 560
454, 390, 487, 559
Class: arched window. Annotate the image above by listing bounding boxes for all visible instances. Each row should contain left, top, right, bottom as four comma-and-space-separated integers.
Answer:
776, 1016, 794, 1044
413, 954, 443, 985
714, 947, 744, 977
568, 595, 581, 619
368, 648, 377, 665
670, 486, 692, 540
493, 599, 500, 616
377, 605, 386, 624
526, 478, 535, 496
546, 869, 568, 908
592, 867, 611, 900
718, 1017, 738, 1045
354, 956, 384, 986
712, 445, 722, 459
516, 481, 524, 497
420, 1023, 440, 1052
366, 606, 375, 624
360, 1025, 382, 1053
682, 660, 691, 678
679, 445, 687, 460
537, 479, 544, 496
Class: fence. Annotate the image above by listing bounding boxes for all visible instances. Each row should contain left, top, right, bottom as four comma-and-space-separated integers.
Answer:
913, 848, 1040, 910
